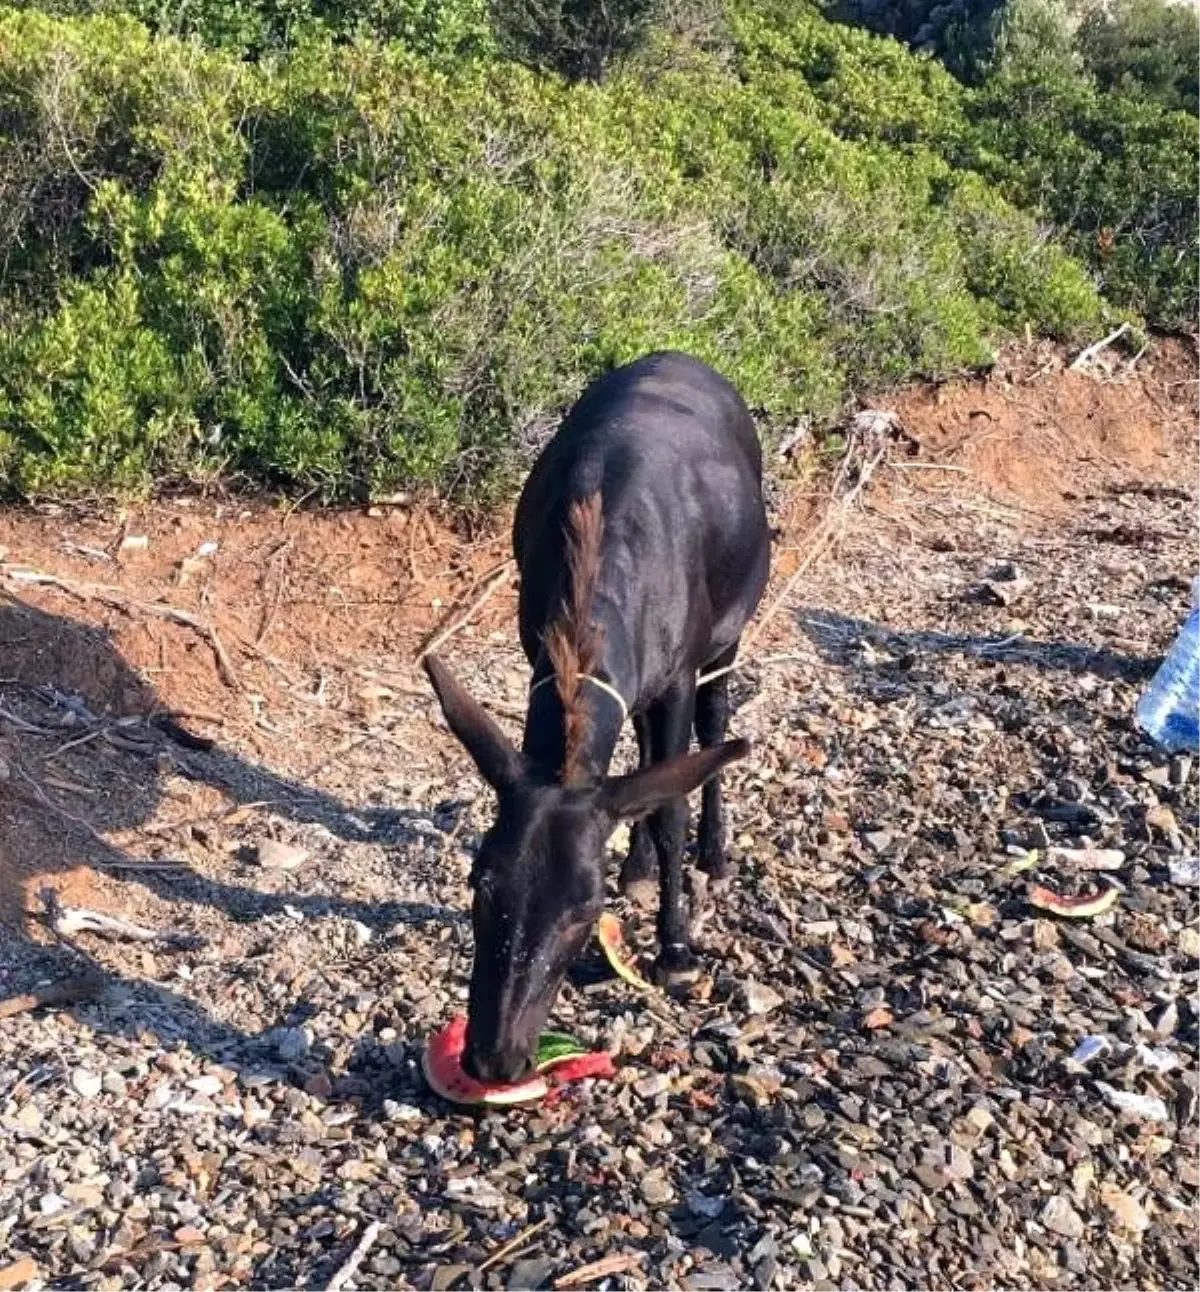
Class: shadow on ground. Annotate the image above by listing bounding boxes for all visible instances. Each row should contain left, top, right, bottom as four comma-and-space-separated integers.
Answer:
0, 593, 463, 1073
795, 605, 1158, 683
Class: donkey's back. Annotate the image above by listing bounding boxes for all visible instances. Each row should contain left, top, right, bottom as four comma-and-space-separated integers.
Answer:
514, 352, 769, 677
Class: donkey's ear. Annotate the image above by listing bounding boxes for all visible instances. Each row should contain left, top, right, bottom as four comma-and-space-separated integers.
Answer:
599, 739, 749, 821
423, 654, 524, 792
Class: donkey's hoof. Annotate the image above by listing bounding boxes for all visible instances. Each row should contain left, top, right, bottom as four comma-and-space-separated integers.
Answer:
697, 850, 733, 885
621, 877, 658, 910
654, 949, 701, 990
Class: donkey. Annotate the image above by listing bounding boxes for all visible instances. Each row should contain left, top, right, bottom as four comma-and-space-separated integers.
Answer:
424, 351, 770, 1083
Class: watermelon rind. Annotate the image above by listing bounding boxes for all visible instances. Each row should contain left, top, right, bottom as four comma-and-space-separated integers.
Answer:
422, 1018, 549, 1106
535, 1032, 587, 1070
596, 912, 654, 991
1029, 885, 1119, 919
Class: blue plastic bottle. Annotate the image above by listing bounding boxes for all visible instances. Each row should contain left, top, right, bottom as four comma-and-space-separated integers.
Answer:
1136, 580, 1200, 754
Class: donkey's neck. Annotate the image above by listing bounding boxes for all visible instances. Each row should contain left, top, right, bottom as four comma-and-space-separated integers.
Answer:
522, 596, 632, 781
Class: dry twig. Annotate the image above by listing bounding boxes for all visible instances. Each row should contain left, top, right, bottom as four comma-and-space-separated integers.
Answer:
0, 974, 104, 1020
553, 1252, 644, 1289
40, 889, 204, 948
2, 562, 240, 689
478, 1217, 553, 1274
1070, 322, 1131, 371
325, 1220, 382, 1292
417, 559, 516, 660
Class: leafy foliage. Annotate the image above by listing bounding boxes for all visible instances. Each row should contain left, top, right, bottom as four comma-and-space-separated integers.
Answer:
1076, 0, 1199, 115
7, 0, 494, 55
0, 1, 1190, 501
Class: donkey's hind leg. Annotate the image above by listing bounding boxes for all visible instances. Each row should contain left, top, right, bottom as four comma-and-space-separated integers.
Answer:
694, 643, 738, 884
618, 714, 657, 908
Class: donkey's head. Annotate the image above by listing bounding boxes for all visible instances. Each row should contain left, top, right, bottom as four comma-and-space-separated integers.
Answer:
423, 653, 747, 1084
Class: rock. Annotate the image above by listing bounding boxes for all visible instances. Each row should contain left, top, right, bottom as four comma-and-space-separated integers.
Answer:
1099, 1185, 1150, 1233
1095, 1082, 1172, 1123
508, 1258, 555, 1290
686, 1191, 728, 1220
1169, 856, 1200, 887
742, 979, 784, 1016
256, 839, 309, 871
431, 1266, 472, 1292
640, 1171, 674, 1207
71, 1068, 102, 1099
1180, 926, 1200, 959
1153, 1001, 1178, 1039
1067, 1036, 1111, 1069
634, 1072, 671, 1100
187, 1075, 225, 1097
1041, 1195, 1085, 1240
275, 1026, 312, 1061
864, 830, 893, 854
982, 577, 1031, 606
683, 1267, 741, 1291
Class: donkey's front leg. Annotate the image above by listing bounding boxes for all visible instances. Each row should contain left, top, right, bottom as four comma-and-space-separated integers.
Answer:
645, 680, 700, 986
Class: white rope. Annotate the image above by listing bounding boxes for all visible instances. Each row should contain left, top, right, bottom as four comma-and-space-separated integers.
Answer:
529, 672, 628, 723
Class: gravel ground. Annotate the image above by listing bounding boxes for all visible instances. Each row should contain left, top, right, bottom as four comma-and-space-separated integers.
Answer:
1, 404, 1197, 1290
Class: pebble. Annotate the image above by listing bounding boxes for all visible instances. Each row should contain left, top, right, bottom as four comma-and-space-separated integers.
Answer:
1099, 1185, 1150, 1233
1169, 856, 1200, 887
255, 839, 309, 870
1041, 1196, 1085, 1240
634, 1072, 671, 1100
741, 979, 784, 1016
1095, 1083, 1172, 1123
640, 1171, 674, 1206
71, 1069, 102, 1099
275, 1026, 313, 1061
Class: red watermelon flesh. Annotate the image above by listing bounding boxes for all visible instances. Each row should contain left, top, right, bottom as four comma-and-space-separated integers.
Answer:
545, 1052, 617, 1083
422, 1016, 615, 1107
422, 1015, 549, 1106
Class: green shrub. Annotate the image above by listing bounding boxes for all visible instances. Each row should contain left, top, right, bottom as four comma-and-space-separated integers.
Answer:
966, 65, 1198, 328
1076, 0, 1199, 115
7, 0, 495, 56
0, 3, 1161, 502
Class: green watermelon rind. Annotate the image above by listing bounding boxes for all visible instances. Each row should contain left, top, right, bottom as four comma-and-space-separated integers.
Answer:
535, 1031, 588, 1070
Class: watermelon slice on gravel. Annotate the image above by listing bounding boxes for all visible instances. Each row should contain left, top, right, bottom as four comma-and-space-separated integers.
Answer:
422, 1015, 615, 1107
596, 912, 654, 991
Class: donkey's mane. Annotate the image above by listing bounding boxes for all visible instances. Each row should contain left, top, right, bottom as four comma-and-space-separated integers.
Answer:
543, 492, 605, 783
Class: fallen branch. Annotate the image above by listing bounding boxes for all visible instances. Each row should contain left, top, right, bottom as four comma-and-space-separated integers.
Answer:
2, 562, 240, 690
417, 560, 516, 661
0, 974, 104, 1019
553, 1252, 644, 1289
478, 1217, 553, 1275
41, 890, 204, 949
11, 761, 110, 845
0, 705, 54, 736
325, 1219, 382, 1292
1070, 322, 1131, 370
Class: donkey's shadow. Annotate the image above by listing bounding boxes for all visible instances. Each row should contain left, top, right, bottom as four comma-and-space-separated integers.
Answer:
0, 592, 464, 1071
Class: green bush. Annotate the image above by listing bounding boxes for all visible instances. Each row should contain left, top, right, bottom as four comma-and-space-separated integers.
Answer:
1076, 0, 1199, 115
2, 2, 1177, 502
965, 65, 1198, 327
7, 0, 494, 55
